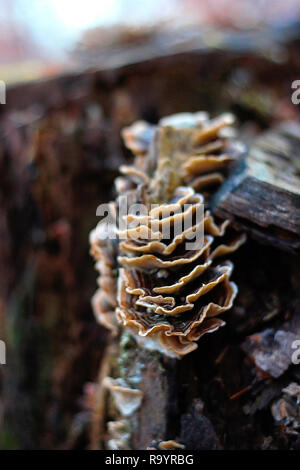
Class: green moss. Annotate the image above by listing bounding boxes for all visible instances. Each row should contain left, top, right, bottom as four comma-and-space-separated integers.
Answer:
118, 332, 137, 381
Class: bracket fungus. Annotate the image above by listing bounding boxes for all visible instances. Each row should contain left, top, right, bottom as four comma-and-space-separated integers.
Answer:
90, 111, 246, 358
157, 440, 186, 450
103, 377, 143, 417
147, 440, 186, 450
107, 419, 131, 450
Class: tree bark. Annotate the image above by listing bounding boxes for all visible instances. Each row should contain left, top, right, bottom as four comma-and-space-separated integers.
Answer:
1, 25, 300, 450
212, 123, 300, 253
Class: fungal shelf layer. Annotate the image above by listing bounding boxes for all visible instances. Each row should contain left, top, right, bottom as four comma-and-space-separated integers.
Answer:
90, 112, 246, 358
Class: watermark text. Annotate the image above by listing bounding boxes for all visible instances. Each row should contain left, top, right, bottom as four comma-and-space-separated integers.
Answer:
291, 339, 300, 365
95, 196, 204, 250
0, 340, 6, 365
0, 80, 6, 104
291, 80, 300, 105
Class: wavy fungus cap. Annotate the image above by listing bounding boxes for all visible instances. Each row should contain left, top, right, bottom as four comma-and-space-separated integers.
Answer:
90, 219, 119, 336
107, 419, 131, 450
103, 377, 143, 417
115, 186, 245, 358
90, 111, 246, 358
157, 440, 185, 450
120, 111, 243, 200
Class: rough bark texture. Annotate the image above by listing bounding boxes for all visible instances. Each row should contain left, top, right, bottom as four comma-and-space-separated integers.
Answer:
108, 241, 300, 450
0, 26, 300, 449
212, 123, 300, 253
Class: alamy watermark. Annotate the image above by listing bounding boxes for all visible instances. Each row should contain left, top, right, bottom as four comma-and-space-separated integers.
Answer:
0, 80, 6, 104
95, 195, 204, 251
291, 80, 300, 105
0, 340, 6, 365
291, 339, 300, 365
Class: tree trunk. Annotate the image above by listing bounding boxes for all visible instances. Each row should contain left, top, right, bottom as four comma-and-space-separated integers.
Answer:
1, 25, 300, 450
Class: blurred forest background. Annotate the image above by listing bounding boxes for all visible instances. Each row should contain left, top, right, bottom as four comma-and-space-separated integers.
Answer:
0, 0, 300, 450
1, 0, 300, 84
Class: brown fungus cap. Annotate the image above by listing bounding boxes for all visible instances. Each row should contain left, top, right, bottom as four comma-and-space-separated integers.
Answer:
103, 377, 143, 417
157, 440, 185, 450
90, 220, 119, 336
90, 111, 246, 357
118, 112, 243, 200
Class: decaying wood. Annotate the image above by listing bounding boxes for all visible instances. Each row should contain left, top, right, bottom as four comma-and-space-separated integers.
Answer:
95, 119, 300, 450
93, 119, 300, 449
212, 123, 300, 253
1, 23, 300, 450
99, 239, 300, 450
